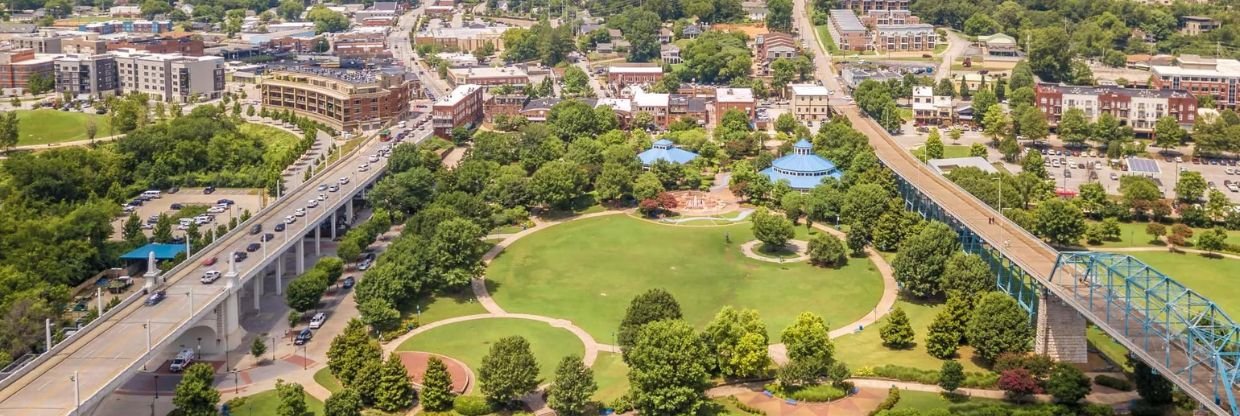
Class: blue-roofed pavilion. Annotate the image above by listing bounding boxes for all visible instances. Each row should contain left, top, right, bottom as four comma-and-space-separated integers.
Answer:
638, 139, 699, 167
119, 243, 186, 261
761, 139, 843, 190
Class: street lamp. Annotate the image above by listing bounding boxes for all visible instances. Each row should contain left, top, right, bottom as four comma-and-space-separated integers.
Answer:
270, 334, 278, 362
71, 371, 80, 416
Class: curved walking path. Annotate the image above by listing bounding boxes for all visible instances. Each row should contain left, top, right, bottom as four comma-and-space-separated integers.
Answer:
740, 239, 810, 263
657, 208, 755, 224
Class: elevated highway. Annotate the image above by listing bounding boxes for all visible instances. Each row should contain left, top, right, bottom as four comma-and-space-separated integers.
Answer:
0, 129, 416, 416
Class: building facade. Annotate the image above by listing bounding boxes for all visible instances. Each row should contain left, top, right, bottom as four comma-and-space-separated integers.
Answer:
262, 67, 416, 132
608, 65, 664, 88
715, 87, 756, 122
874, 24, 937, 52
790, 84, 832, 121
1034, 83, 1197, 135
447, 67, 529, 88
1150, 55, 1240, 109
829, 9, 870, 52
110, 49, 225, 102
107, 36, 206, 56
0, 49, 55, 93
54, 54, 120, 98
911, 86, 952, 126
432, 84, 483, 137
839, 0, 909, 12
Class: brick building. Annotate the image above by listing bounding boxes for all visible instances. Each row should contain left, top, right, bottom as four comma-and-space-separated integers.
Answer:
447, 67, 529, 88
1150, 55, 1240, 109
483, 94, 527, 123
432, 84, 483, 137
107, 36, 205, 56
1035, 83, 1197, 135
828, 9, 870, 52
0, 49, 55, 94
714, 87, 756, 122
262, 67, 416, 132
607, 65, 663, 89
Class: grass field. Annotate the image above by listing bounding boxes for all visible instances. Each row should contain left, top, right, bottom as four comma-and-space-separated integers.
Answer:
1128, 251, 1240, 317
911, 145, 972, 161
1086, 220, 1240, 249
14, 110, 113, 146
313, 367, 343, 394
240, 123, 300, 167
396, 318, 585, 381
592, 352, 630, 403
1087, 325, 1133, 372
486, 215, 884, 341
407, 289, 487, 326
892, 391, 1005, 410
833, 299, 987, 373
228, 388, 325, 415
814, 25, 840, 54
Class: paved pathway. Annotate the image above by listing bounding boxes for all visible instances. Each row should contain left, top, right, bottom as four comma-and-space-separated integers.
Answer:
657, 208, 755, 224
739, 239, 810, 263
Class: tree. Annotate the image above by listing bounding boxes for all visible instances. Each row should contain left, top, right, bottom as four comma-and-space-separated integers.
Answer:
934, 78, 956, 97
374, 354, 416, 411
925, 311, 961, 359
307, 6, 349, 33
122, 213, 147, 247
1133, 358, 1173, 405
1145, 223, 1166, 244
1028, 27, 1073, 82
998, 368, 1040, 400
286, 274, 327, 312
620, 9, 662, 62
765, 0, 792, 32
251, 336, 268, 361
939, 254, 990, 299
1057, 108, 1089, 146
276, 380, 311, 416
548, 355, 597, 416
924, 129, 944, 160
358, 298, 400, 331
325, 389, 362, 416
152, 214, 173, 243
561, 66, 592, 97
531, 160, 586, 209
1198, 227, 1228, 254
879, 306, 915, 349
702, 307, 769, 378
892, 221, 960, 298
618, 289, 683, 357
1021, 150, 1047, 180
780, 312, 834, 365
633, 171, 665, 201
1045, 363, 1091, 404
140, 0, 172, 19
327, 319, 382, 386
966, 292, 1033, 362
939, 361, 965, 393
172, 363, 220, 416
421, 357, 456, 411
982, 105, 1009, 143
1176, 171, 1207, 203
1034, 199, 1085, 246
972, 89, 998, 122
1152, 116, 1185, 150
775, 112, 799, 135
807, 233, 846, 267
480, 336, 539, 406
278, 0, 305, 21
751, 208, 795, 250
969, 143, 988, 158
627, 320, 710, 416
1017, 106, 1049, 143
27, 72, 54, 95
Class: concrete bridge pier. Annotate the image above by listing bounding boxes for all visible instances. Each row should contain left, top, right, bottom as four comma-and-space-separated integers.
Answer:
1035, 290, 1088, 363
330, 213, 337, 240
275, 252, 285, 295
295, 236, 306, 275
315, 223, 322, 257
252, 272, 262, 311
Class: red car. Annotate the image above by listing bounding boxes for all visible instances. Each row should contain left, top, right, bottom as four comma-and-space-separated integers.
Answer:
201, 256, 218, 266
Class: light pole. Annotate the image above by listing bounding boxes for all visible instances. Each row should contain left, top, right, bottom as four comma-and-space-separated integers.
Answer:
994, 176, 1002, 219
71, 371, 80, 416
270, 334, 277, 362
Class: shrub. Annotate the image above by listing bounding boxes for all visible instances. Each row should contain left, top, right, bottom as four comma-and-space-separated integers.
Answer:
998, 368, 1040, 400
724, 396, 767, 415
452, 395, 493, 416
866, 386, 900, 416
787, 384, 847, 402
858, 364, 998, 389
1093, 374, 1133, 391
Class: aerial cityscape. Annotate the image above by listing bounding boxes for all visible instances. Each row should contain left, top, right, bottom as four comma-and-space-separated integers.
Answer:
0, 0, 1237, 415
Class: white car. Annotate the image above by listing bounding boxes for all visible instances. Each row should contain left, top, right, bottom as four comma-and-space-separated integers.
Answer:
309, 312, 327, 329
284, 215, 296, 224
295, 208, 306, 217
358, 163, 370, 172
307, 199, 319, 209
368, 155, 380, 163
329, 184, 339, 192
207, 206, 227, 214
339, 177, 350, 185
317, 193, 327, 201
194, 215, 212, 225
201, 270, 221, 284
317, 184, 329, 191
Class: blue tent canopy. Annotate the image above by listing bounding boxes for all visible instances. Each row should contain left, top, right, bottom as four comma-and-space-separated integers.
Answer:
120, 243, 187, 261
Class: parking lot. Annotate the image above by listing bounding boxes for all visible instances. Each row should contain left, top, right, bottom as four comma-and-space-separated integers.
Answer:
1015, 146, 1240, 202
110, 188, 265, 241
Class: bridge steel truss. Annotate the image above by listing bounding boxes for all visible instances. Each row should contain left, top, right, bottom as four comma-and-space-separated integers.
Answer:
892, 173, 1240, 414
1053, 252, 1240, 413
895, 178, 1041, 316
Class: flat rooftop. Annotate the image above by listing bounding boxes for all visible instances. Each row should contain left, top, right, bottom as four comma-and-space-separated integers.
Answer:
609, 65, 663, 74
829, 9, 865, 32
449, 66, 528, 78
716, 87, 754, 103
1151, 58, 1240, 78
790, 83, 830, 96
437, 84, 481, 106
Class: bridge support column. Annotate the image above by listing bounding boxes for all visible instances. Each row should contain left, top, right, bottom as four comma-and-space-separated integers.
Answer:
346, 199, 354, 223
275, 253, 284, 295
295, 236, 306, 275
1035, 291, 1088, 363
315, 223, 321, 257
252, 272, 262, 311
330, 213, 337, 240
222, 264, 241, 340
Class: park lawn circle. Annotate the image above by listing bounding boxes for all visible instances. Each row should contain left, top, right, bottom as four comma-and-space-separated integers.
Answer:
485, 215, 884, 341
227, 388, 325, 415
395, 318, 585, 384
14, 109, 113, 146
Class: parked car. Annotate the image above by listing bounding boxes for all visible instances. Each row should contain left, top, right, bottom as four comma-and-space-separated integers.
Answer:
203, 186, 216, 194
358, 258, 373, 271
144, 290, 167, 306
309, 312, 327, 329
342, 276, 355, 289
294, 328, 313, 345
170, 203, 184, 210
201, 270, 221, 284
169, 349, 195, 372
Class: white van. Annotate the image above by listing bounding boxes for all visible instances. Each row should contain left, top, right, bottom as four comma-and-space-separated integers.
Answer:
141, 190, 162, 199
179, 218, 194, 227
169, 348, 195, 372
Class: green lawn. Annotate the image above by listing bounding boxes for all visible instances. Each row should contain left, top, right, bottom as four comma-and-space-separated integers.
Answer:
396, 318, 585, 381
313, 367, 343, 394
892, 390, 1005, 410
1087, 325, 1133, 372
1127, 251, 1240, 318
834, 300, 986, 373
14, 110, 113, 146
592, 352, 630, 403
814, 25, 840, 54
240, 123, 301, 171
911, 145, 973, 161
227, 388, 325, 415
486, 215, 885, 341
1086, 220, 1240, 249
406, 289, 487, 326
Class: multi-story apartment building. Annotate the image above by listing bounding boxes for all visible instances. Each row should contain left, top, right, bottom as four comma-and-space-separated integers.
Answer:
107, 36, 205, 56
63, 38, 108, 54
911, 86, 952, 126
829, 9, 870, 52
608, 65, 664, 89
860, 10, 919, 26
414, 25, 507, 53
1035, 83, 1197, 135
790, 84, 832, 121
78, 20, 173, 34
632, 87, 670, 127
756, 32, 798, 62
432, 84, 484, 137
715, 87, 756, 122
447, 67, 529, 88
874, 24, 937, 52
263, 67, 416, 132
54, 53, 120, 98
840, 0, 909, 12
0, 49, 55, 94
1181, 16, 1220, 36
11, 35, 64, 53
1150, 55, 1240, 109
114, 49, 225, 102
483, 94, 527, 123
